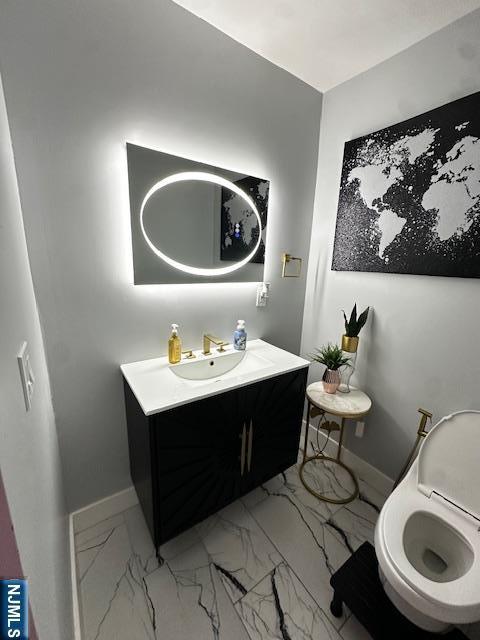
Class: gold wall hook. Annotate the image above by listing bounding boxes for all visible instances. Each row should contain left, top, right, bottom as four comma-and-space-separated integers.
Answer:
281, 253, 302, 278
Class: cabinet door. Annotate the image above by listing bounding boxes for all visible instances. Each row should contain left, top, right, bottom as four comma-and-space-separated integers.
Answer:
153, 387, 247, 544
243, 368, 307, 489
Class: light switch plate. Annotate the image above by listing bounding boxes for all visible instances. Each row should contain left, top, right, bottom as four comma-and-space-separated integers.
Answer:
17, 342, 35, 411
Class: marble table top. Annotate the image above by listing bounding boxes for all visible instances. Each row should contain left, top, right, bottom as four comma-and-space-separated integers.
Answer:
306, 383, 372, 418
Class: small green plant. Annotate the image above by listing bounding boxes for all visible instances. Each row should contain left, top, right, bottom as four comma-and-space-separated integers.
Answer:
310, 343, 350, 371
343, 303, 369, 338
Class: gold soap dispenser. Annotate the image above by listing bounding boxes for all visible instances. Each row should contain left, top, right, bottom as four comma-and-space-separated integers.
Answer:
168, 323, 182, 364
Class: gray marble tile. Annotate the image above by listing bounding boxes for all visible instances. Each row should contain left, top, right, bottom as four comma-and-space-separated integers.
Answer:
298, 458, 358, 506
75, 513, 124, 549
76, 516, 125, 584
358, 477, 388, 512
123, 506, 159, 576
247, 480, 351, 628
241, 473, 290, 511
144, 541, 250, 640
246, 455, 386, 519
74, 454, 387, 640
235, 562, 342, 640
77, 523, 154, 640
325, 497, 378, 554
299, 423, 389, 505
196, 499, 282, 603
250, 464, 344, 521
301, 451, 388, 512
124, 504, 202, 574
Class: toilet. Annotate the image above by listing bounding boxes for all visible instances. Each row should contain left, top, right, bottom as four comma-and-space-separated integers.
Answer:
375, 410, 480, 633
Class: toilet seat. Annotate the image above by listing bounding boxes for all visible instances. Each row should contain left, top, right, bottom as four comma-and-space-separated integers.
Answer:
376, 410, 480, 625
379, 477, 480, 621
416, 410, 480, 521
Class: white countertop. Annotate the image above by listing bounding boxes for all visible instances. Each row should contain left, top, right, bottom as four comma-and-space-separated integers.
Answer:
121, 339, 310, 416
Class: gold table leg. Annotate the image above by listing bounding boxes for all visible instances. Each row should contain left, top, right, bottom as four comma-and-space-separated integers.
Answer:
337, 417, 345, 461
299, 405, 359, 505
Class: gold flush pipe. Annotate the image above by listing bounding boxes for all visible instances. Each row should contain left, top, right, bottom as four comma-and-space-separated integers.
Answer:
393, 408, 433, 491
416, 407, 432, 437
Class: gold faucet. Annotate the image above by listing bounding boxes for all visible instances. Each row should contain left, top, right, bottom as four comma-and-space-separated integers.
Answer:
203, 334, 227, 355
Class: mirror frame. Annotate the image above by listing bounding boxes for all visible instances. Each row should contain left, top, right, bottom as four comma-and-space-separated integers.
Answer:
127, 143, 270, 285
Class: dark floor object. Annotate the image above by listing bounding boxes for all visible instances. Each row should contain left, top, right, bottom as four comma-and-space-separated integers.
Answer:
330, 541, 467, 639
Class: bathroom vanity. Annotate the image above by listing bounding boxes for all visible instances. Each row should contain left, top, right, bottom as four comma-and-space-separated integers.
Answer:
121, 339, 308, 554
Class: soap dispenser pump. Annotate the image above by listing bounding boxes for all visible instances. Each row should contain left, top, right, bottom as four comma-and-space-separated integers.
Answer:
233, 319, 247, 351
168, 324, 182, 364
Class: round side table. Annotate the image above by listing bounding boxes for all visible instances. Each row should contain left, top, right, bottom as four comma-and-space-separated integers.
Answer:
299, 383, 372, 505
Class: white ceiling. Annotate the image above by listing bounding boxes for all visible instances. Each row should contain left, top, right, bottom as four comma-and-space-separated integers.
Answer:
172, 0, 480, 92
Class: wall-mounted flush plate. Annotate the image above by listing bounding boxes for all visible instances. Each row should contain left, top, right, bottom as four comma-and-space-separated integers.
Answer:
256, 282, 270, 307
17, 342, 35, 411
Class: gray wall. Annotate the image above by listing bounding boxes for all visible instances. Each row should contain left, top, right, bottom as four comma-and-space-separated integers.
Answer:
0, 0, 321, 510
302, 9, 480, 481
0, 75, 73, 640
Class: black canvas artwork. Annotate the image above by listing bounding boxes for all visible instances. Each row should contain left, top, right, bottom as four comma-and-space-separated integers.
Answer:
332, 91, 480, 278
221, 176, 269, 264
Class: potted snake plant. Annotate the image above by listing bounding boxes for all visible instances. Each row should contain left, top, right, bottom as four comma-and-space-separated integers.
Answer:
342, 303, 369, 352
340, 303, 370, 392
311, 344, 350, 394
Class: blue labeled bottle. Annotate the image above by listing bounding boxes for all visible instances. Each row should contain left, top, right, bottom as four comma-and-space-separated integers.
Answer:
233, 319, 247, 351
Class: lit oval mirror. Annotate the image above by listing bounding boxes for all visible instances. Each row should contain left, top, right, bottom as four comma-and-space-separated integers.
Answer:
140, 173, 266, 276
128, 144, 270, 284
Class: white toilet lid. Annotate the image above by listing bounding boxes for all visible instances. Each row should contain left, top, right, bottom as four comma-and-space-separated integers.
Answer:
417, 410, 480, 520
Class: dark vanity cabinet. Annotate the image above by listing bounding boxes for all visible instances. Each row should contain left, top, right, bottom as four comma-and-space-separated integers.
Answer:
124, 367, 307, 552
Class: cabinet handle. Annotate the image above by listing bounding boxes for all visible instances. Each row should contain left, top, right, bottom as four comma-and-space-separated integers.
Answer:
240, 423, 247, 475
247, 420, 253, 472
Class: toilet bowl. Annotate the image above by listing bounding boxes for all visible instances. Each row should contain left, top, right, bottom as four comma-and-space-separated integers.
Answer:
375, 410, 480, 633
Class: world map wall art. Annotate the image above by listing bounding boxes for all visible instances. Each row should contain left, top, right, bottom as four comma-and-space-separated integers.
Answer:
332, 91, 480, 278
220, 176, 269, 264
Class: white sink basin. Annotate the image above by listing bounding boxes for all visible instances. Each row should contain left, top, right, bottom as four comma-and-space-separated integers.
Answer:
169, 348, 272, 381
121, 339, 310, 416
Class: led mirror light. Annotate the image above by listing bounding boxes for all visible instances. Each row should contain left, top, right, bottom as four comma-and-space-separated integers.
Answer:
139, 171, 263, 277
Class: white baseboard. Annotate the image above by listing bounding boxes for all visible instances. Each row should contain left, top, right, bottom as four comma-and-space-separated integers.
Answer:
71, 486, 139, 534
69, 513, 82, 640
69, 486, 139, 638
302, 419, 394, 496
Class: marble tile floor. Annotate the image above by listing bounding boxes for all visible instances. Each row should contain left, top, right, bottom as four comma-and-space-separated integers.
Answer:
75, 448, 392, 640
74, 455, 480, 640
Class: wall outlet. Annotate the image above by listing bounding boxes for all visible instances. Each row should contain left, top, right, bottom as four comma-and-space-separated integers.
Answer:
355, 421, 365, 438
256, 282, 270, 307
17, 342, 35, 411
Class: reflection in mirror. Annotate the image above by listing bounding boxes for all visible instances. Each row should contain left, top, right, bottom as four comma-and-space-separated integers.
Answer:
127, 144, 269, 284
221, 176, 268, 265
143, 179, 221, 269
